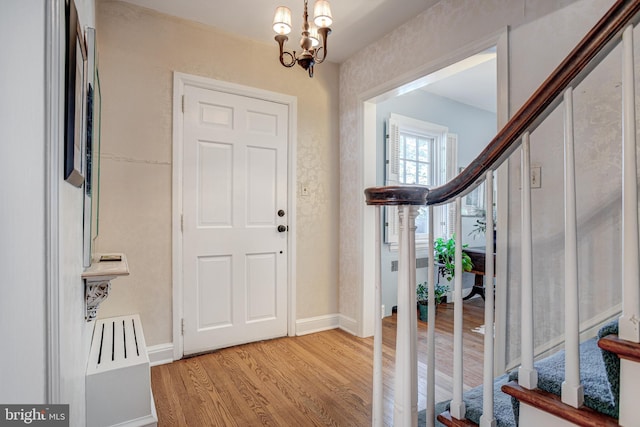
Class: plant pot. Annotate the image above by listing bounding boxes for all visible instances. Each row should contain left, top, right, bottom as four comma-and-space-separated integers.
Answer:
418, 303, 428, 321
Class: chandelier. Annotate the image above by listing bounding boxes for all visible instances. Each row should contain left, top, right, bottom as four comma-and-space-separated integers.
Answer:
272, 0, 333, 77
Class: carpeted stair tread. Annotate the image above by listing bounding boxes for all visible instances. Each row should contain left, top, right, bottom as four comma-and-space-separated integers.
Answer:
418, 322, 621, 425
418, 373, 516, 427
508, 337, 617, 419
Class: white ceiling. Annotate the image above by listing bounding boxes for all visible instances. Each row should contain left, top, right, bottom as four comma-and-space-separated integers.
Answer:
119, 0, 440, 63
118, 0, 496, 112
421, 51, 497, 113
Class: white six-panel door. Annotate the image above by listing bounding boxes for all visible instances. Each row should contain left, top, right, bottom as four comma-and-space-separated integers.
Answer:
182, 84, 289, 355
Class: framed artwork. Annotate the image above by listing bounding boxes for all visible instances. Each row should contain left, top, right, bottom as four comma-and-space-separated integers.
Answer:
64, 0, 87, 187
83, 26, 100, 267
90, 71, 102, 259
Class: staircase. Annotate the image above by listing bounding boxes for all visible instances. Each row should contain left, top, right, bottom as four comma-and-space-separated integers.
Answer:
432, 322, 621, 427
429, 322, 640, 427
364, 0, 640, 426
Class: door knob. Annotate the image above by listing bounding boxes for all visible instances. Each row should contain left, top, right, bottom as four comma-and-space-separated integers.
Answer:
277, 225, 288, 233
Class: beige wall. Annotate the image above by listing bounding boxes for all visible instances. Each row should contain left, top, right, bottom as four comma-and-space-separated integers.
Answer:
96, 0, 340, 346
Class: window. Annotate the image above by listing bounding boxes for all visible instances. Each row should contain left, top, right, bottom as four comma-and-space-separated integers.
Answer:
385, 113, 457, 245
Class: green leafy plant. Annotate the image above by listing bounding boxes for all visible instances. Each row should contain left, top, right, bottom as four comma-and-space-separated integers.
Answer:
433, 235, 473, 281
416, 282, 449, 305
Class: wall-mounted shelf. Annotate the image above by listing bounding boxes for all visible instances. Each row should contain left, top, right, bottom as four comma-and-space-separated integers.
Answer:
82, 253, 129, 321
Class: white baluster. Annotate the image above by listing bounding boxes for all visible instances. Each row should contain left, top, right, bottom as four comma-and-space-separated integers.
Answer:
449, 197, 466, 419
561, 87, 584, 408
395, 205, 419, 426
426, 205, 435, 427
519, 132, 538, 390
373, 206, 383, 427
409, 207, 418, 427
620, 24, 640, 344
479, 172, 496, 427
620, 23, 640, 427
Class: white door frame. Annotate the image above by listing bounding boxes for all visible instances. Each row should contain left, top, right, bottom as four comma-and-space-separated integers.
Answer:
172, 72, 297, 360
358, 29, 510, 371
46, 0, 62, 403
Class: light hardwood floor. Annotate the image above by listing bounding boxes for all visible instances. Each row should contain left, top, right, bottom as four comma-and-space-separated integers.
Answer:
151, 297, 486, 426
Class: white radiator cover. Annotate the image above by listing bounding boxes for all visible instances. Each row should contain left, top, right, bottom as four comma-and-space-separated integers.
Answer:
86, 314, 157, 427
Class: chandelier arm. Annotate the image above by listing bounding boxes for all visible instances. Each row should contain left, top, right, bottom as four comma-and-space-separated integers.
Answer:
314, 47, 327, 64
314, 27, 331, 64
275, 34, 297, 68
280, 51, 297, 68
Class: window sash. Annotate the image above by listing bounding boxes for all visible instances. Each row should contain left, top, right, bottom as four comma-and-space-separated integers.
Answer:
385, 113, 457, 245
399, 132, 433, 185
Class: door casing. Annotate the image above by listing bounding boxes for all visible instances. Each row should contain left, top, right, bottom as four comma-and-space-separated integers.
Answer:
172, 72, 297, 360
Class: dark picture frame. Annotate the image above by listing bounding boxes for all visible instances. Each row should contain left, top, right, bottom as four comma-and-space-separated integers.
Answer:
83, 26, 100, 267
64, 0, 87, 187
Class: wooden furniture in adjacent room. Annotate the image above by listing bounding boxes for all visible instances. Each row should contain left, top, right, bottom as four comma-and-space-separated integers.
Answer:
462, 247, 496, 301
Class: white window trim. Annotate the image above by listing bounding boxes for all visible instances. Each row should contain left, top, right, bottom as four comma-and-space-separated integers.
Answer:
385, 113, 457, 249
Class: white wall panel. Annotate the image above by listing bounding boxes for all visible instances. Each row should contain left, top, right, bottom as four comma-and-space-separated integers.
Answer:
0, 0, 47, 404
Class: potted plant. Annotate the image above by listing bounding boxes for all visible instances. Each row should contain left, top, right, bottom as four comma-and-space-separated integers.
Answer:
417, 282, 449, 321
468, 217, 488, 240
468, 205, 496, 245
433, 235, 473, 282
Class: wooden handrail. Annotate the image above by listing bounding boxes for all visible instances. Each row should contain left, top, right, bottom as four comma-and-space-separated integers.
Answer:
364, 184, 429, 206
598, 334, 640, 362
436, 411, 479, 426
426, 0, 640, 206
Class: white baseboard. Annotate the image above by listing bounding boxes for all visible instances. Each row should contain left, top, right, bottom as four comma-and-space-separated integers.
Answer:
296, 314, 340, 336
147, 343, 174, 367
338, 314, 359, 336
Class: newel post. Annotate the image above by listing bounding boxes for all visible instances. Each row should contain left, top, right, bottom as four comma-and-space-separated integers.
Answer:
365, 185, 429, 427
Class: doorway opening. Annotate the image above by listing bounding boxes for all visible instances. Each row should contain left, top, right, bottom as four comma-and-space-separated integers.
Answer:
360, 30, 509, 372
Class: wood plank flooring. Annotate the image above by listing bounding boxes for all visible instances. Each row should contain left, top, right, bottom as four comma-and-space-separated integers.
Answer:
151, 297, 486, 426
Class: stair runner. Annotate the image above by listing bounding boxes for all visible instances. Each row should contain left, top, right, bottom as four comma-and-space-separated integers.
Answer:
418, 321, 620, 426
